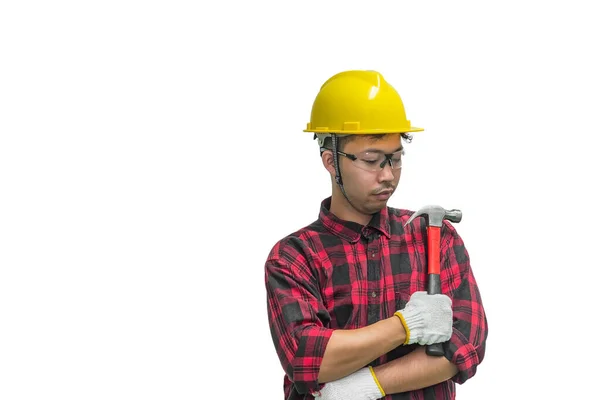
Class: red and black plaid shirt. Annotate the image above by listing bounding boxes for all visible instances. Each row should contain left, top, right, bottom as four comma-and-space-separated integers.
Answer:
265, 197, 488, 399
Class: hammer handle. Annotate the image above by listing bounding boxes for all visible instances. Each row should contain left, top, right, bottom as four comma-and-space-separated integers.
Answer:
426, 226, 441, 275
426, 226, 445, 357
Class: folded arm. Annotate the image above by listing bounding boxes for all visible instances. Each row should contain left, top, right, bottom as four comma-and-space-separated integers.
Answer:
318, 316, 406, 382
266, 239, 407, 394
314, 222, 488, 398
374, 346, 457, 394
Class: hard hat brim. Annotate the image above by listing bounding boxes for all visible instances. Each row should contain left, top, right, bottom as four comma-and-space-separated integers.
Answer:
304, 127, 424, 134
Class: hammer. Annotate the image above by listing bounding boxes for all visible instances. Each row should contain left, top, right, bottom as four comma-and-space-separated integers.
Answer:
404, 205, 462, 356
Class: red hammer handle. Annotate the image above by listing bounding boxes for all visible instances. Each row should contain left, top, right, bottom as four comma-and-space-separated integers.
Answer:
427, 226, 441, 275
426, 226, 445, 357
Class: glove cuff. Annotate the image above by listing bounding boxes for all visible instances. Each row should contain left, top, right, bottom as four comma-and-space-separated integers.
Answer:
395, 307, 425, 345
368, 366, 386, 397
312, 367, 384, 399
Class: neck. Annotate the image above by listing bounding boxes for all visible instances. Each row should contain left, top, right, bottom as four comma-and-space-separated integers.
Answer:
330, 190, 372, 226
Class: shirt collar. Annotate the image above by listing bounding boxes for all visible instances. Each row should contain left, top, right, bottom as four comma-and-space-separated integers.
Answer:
318, 197, 391, 243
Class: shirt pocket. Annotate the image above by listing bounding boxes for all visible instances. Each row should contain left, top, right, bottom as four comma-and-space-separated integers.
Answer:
330, 288, 358, 329
393, 280, 411, 311
325, 263, 360, 329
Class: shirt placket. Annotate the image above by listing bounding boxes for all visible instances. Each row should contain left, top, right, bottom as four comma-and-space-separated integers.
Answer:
364, 229, 382, 326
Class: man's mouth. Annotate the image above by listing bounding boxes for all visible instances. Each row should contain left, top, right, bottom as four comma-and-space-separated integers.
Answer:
373, 189, 393, 200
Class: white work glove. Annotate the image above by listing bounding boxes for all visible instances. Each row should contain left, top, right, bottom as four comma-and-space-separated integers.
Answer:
394, 291, 453, 346
312, 367, 385, 400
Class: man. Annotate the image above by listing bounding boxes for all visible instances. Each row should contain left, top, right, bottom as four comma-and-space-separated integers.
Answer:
264, 70, 488, 400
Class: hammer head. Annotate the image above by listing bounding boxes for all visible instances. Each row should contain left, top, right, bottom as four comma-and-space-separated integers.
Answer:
404, 205, 462, 227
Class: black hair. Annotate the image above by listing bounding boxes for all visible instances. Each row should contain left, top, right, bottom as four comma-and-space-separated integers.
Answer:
320, 133, 413, 154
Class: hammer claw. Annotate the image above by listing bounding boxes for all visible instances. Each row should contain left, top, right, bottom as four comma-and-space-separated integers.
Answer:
403, 205, 462, 227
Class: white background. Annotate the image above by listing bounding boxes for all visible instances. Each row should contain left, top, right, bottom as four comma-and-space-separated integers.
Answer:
1, 1, 599, 399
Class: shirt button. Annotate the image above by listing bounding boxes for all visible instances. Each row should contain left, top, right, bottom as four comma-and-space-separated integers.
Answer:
371, 253, 376, 258
371, 291, 377, 298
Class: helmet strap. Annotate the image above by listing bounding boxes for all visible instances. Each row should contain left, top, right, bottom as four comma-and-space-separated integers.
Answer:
331, 134, 353, 204
331, 134, 342, 185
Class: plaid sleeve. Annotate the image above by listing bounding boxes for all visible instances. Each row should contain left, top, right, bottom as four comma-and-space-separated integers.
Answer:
439, 221, 489, 384
265, 237, 333, 395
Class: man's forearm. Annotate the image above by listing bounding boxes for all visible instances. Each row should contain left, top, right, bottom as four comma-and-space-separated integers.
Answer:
318, 315, 406, 383
373, 346, 458, 394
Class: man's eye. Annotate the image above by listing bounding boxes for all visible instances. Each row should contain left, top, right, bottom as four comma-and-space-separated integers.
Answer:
361, 159, 378, 164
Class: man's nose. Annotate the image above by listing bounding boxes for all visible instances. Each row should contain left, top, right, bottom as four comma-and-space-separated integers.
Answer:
377, 161, 395, 181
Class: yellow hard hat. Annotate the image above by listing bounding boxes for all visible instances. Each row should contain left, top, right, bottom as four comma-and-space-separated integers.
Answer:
304, 70, 423, 135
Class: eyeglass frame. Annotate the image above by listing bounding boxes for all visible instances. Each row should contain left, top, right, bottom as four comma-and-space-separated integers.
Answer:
334, 148, 405, 171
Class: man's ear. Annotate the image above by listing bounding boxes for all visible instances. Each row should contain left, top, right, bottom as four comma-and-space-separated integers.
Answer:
321, 150, 336, 177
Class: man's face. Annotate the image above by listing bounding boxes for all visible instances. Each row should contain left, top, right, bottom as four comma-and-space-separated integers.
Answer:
338, 133, 403, 215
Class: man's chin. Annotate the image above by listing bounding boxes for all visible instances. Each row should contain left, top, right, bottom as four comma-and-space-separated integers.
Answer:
365, 199, 388, 214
